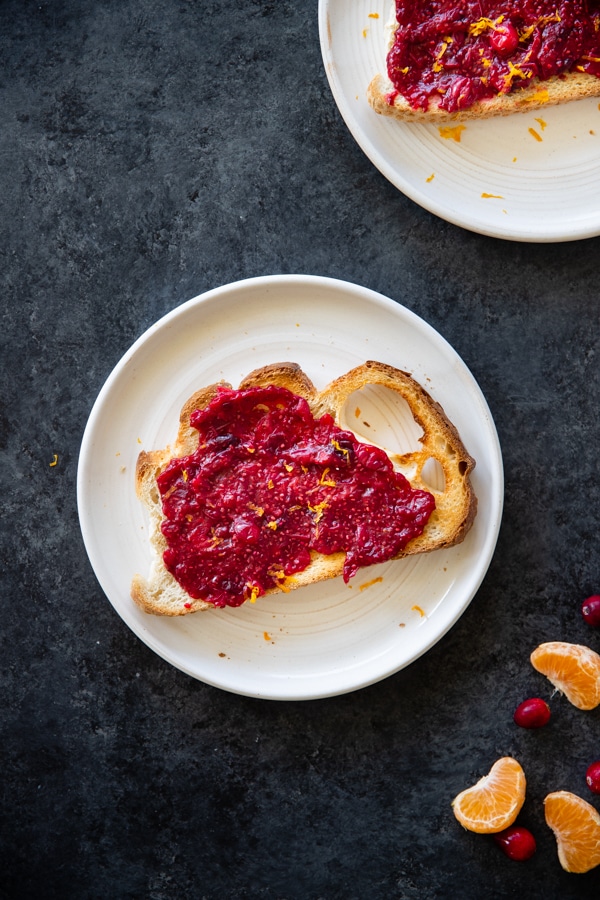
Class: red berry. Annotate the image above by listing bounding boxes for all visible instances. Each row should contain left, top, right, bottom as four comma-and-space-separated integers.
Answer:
489, 23, 519, 56
586, 761, 600, 794
513, 697, 551, 728
581, 595, 600, 627
493, 826, 537, 861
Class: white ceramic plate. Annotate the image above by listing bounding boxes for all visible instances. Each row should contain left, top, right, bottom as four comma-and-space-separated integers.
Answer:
319, 0, 600, 242
78, 275, 503, 700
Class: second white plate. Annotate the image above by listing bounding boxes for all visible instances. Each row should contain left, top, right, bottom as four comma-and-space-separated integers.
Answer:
78, 275, 503, 700
319, 0, 600, 242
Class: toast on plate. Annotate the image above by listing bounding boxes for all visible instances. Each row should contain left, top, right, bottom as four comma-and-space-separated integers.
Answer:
368, 3, 600, 122
131, 361, 477, 615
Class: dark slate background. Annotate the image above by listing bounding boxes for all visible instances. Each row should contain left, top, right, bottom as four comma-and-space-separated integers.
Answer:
1, 2, 599, 898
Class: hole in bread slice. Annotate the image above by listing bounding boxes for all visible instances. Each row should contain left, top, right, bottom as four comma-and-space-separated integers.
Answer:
340, 384, 425, 455
420, 456, 446, 492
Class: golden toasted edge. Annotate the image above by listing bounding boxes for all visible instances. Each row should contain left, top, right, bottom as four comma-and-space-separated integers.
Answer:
368, 71, 600, 123
129, 574, 213, 616
239, 361, 317, 398
131, 361, 477, 614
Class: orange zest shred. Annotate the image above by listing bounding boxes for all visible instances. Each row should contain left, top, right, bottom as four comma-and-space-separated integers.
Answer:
469, 15, 504, 36
528, 127, 543, 142
162, 483, 177, 501
319, 467, 336, 487
481, 192, 504, 199
438, 124, 465, 142
411, 604, 426, 617
359, 577, 383, 591
268, 567, 291, 592
523, 88, 550, 104
331, 439, 350, 459
433, 38, 452, 72
308, 500, 328, 524
503, 60, 533, 91
519, 13, 561, 42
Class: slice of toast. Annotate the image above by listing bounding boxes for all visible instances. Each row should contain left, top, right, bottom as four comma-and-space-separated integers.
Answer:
368, 8, 600, 123
131, 361, 477, 615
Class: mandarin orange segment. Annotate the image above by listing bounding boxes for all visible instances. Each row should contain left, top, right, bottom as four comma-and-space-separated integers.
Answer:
530, 641, 600, 710
544, 790, 600, 873
451, 756, 526, 834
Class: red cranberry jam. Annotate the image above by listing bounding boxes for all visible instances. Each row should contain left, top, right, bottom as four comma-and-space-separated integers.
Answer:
386, 1, 600, 113
157, 385, 435, 608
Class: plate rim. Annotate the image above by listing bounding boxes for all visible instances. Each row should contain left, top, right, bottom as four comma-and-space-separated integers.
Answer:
77, 273, 504, 699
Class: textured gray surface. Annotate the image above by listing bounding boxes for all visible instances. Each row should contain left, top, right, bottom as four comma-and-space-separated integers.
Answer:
1, 1, 600, 898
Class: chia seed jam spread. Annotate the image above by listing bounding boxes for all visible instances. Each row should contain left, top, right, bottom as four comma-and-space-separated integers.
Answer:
157, 385, 435, 608
387, 0, 600, 113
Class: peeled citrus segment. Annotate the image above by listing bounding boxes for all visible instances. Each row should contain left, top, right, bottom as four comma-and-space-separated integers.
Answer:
530, 641, 600, 710
451, 756, 526, 834
544, 790, 600, 873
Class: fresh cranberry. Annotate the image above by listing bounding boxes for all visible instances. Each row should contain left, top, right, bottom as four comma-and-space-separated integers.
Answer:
581, 595, 600, 627
513, 697, 551, 728
586, 761, 600, 794
489, 23, 519, 56
493, 826, 537, 861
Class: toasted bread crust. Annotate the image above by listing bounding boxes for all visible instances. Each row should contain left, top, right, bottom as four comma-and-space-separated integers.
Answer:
368, 71, 600, 122
131, 362, 477, 615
